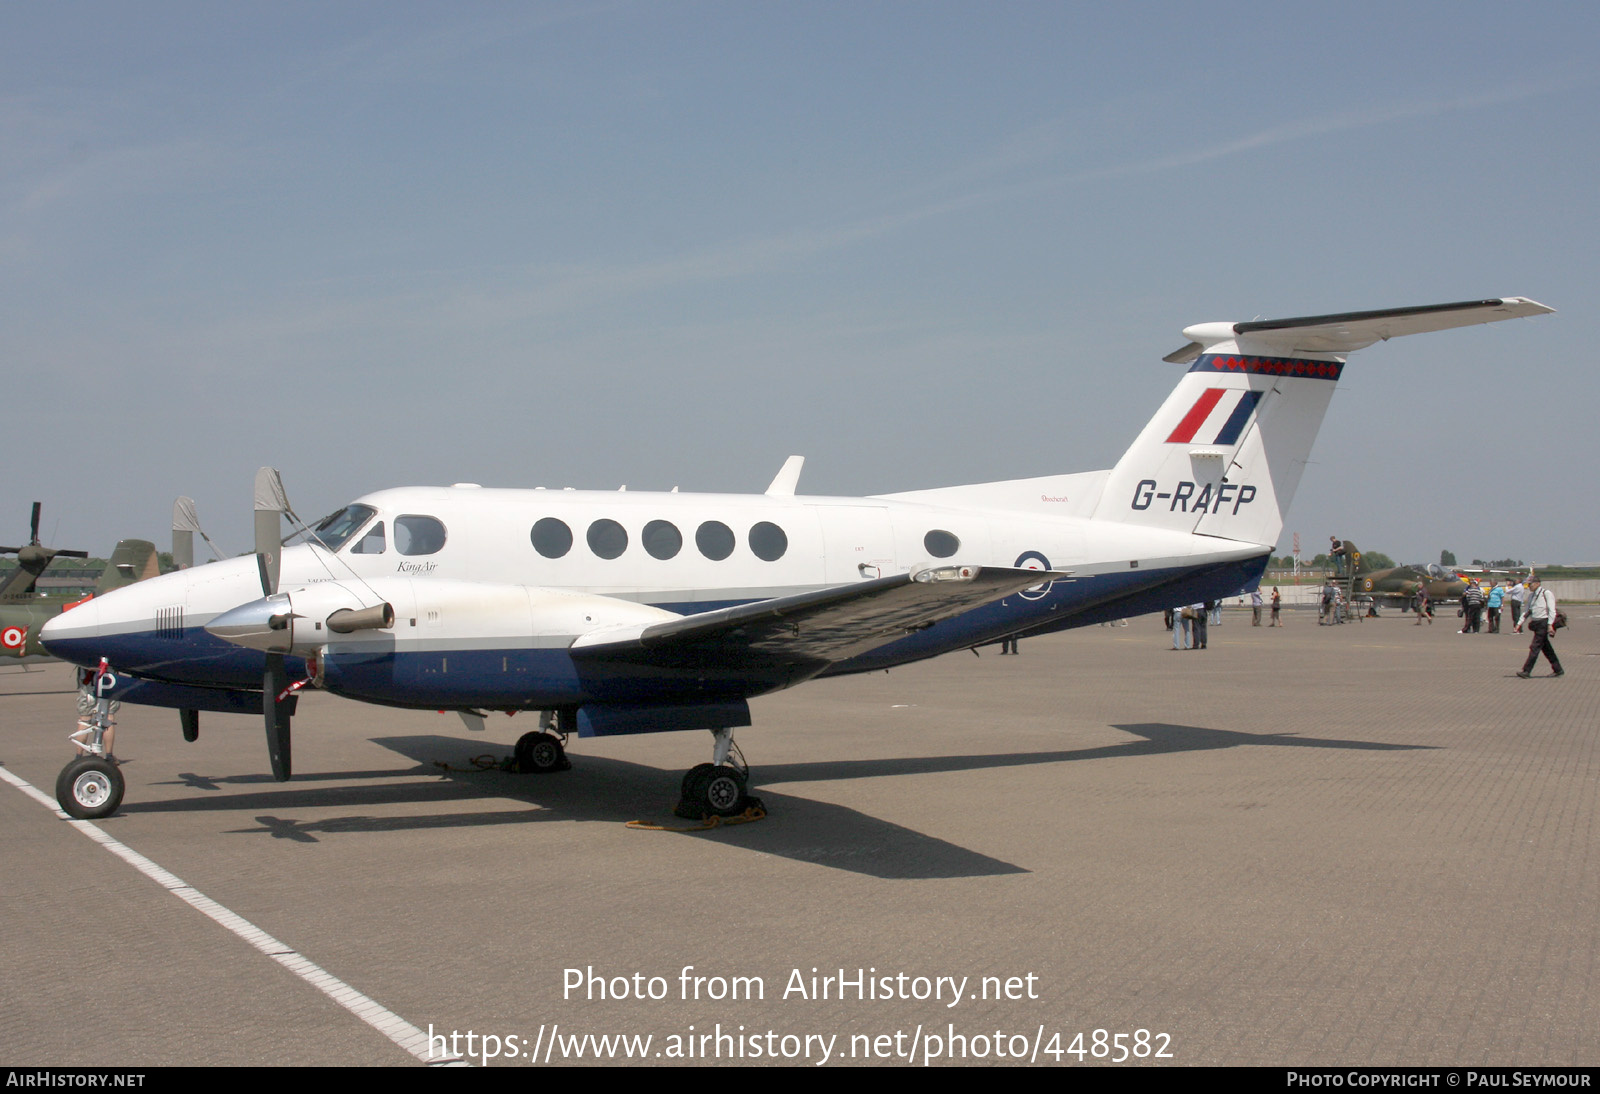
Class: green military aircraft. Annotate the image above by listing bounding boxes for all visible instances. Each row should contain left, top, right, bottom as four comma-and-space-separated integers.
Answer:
1, 503, 159, 664
1335, 539, 1468, 608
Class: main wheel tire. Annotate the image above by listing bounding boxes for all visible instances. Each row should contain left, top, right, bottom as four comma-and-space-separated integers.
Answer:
56, 757, 124, 820
677, 764, 747, 819
513, 731, 568, 774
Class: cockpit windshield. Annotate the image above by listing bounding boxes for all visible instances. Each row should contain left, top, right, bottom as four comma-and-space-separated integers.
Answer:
293, 504, 378, 553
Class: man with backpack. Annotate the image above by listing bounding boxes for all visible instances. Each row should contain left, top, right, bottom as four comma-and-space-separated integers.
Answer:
1515, 576, 1564, 678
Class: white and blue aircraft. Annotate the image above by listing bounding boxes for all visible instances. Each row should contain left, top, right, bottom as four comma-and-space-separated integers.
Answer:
41, 297, 1552, 820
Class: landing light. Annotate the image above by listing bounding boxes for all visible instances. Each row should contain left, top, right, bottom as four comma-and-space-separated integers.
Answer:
915, 566, 976, 583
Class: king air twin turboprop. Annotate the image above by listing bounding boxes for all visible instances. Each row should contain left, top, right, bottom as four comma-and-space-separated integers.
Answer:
41, 298, 1552, 821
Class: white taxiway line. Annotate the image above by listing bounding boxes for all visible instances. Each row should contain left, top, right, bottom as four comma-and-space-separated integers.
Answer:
0, 764, 466, 1066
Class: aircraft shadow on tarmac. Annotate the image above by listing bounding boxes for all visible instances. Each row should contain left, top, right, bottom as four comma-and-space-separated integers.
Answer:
135, 736, 1025, 880
754, 722, 1430, 787
118, 723, 1427, 879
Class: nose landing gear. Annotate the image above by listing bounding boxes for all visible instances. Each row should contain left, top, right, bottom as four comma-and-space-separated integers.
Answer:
57, 660, 124, 820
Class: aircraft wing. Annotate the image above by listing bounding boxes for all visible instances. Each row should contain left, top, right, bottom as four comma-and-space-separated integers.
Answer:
570, 565, 1061, 675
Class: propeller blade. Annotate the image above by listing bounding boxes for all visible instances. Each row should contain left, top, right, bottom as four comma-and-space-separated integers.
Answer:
29, 502, 41, 545
253, 468, 288, 596
264, 653, 292, 781
172, 497, 198, 570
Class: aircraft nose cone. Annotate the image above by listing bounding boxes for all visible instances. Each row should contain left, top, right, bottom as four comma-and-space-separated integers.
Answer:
40, 597, 102, 648
38, 597, 110, 669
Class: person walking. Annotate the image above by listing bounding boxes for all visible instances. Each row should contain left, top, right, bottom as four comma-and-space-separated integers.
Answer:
1515, 576, 1563, 678
1413, 583, 1432, 625
1270, 586, 1282, 626
1486, 580, 1504, 633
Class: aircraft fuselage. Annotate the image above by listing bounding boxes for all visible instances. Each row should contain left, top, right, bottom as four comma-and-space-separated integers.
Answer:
43, 484, 1267, 716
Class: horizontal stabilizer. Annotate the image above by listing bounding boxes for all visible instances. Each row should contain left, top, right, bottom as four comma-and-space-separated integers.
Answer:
1167, 297, 1552, 359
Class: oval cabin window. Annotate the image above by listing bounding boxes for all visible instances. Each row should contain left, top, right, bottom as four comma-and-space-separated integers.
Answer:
587, 519, 628, 560
748, 521, 788, 562
530, 518, 573, 559
696, 521, 735, 561
643, 520, 682, 560
924, 529, 960, 558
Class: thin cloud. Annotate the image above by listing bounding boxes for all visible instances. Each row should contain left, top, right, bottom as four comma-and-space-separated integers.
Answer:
425, 77, 1589, 324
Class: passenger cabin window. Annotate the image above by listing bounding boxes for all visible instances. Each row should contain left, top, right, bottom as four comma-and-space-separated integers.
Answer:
309, 504, 378, 553
696, 521, 735, 561
395, 515, 447, 556
748, 521, 788, 562
351, 521, 386, 554
924, 530, 960, 558
587, 518, 628, 560
531, 518, 573, 559
643, 520, 682, 560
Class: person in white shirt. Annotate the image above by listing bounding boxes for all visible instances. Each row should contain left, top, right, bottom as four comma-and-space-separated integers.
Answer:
1509, 580, 1528, 630
1515, 576, 1563, 678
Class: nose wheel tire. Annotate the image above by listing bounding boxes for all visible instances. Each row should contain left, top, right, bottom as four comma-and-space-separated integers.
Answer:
55, 757, 125, 820
513, 731, 570, 774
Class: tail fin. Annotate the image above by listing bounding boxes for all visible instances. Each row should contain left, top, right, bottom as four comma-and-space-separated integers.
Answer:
95, 539, 160, 595
1093, 298, 1551, 546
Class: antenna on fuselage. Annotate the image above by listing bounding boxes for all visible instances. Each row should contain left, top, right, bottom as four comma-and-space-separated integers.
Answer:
765, 455, 805, 497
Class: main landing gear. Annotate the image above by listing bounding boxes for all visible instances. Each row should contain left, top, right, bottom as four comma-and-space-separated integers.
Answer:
511, 712, 758, 820
57, 662, 124, 820
513, 709, 572, 774
674, 727, 758, 821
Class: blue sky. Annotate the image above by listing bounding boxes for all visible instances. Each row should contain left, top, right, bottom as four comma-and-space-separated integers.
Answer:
4, 2, 1594, 565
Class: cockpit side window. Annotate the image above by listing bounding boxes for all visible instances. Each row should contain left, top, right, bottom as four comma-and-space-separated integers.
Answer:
395, 515, 447, 556
350, 521, 386, 554
304, 504, 378, 553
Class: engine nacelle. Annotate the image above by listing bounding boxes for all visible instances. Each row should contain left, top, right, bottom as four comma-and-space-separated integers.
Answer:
308, 580, 682, 709
205, 581, 392, 654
